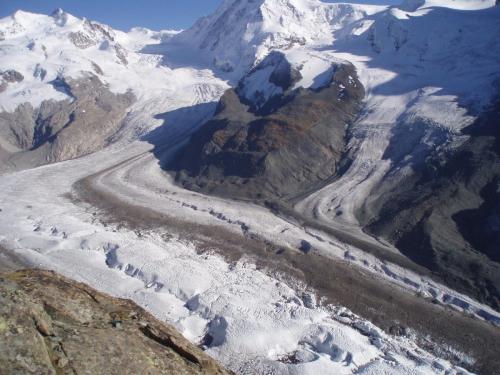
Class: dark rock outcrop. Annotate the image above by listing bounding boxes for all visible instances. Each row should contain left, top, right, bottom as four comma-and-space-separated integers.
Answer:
0, 269, 233, 375
0, 69, 24, 94
169, 53, 364, 200
1, 69, 24, 83
361, 96, 500, 309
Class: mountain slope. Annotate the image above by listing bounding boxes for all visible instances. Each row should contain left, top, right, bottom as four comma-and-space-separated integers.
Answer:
166, 0, 500, 308
0, 9, 227, 171
363, 96, 500, 308
170, 53, 363, 200
170, 0, 384, 78
343, 0, 500, 307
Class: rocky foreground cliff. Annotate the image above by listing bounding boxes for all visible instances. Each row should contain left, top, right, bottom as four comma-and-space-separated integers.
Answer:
0, 269, 232, 375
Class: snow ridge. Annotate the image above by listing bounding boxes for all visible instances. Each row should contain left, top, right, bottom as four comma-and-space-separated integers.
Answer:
172, 0, 385, 76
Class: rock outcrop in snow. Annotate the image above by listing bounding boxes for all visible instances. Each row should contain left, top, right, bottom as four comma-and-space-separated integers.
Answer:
169, 55, 363, 200
0, 74, 135, 170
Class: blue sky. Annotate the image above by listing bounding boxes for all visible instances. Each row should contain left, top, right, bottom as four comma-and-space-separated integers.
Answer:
0, 0, 398, 31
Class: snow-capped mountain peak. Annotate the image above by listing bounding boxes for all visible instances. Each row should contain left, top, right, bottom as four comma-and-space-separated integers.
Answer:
172, 0, 385, 76
0, 9, 226, 115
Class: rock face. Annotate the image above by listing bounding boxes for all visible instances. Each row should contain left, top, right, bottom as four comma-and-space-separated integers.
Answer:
0, 74, 134, 172
170, 53, 364, 200
360, 96, 500, 308
0, 69, 24, 94
0, 69, 24, 83
0, 269, 232, 375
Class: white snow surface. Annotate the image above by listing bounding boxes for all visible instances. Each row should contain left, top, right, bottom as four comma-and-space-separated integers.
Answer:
171, 0, 385, 78
1, 1, 500, 374
239, 63, 284, 106
399, 0, 495, 11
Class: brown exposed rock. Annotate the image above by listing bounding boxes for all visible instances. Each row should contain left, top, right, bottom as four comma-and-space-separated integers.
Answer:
169, 55, 364, 201
0, 269, 233, 375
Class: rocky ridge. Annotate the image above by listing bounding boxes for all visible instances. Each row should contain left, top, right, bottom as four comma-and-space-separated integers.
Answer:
170, 53, 364, 200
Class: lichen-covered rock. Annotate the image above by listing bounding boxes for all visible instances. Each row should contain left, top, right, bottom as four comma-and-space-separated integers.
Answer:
0, 269, 233, 375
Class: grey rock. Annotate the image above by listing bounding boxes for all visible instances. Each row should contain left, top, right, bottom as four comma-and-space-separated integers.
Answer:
0, 74, 135, 172
1, 69, 24, 83
114, 43, 128, 65
91, 61, 104, 75
33, 64, 47, 80
69, 31, 98, 49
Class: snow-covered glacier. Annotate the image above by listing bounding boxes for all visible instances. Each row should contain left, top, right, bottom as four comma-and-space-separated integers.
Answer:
1, 1, 499, 374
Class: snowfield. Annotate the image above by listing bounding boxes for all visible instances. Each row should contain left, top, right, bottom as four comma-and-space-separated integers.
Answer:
1, 0, 499, 374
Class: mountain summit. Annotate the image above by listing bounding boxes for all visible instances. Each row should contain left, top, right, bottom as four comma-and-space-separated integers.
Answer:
173, 0, 385, 75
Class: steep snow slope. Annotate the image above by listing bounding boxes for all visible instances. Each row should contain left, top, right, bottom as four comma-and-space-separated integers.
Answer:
169, 0, 385, 78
